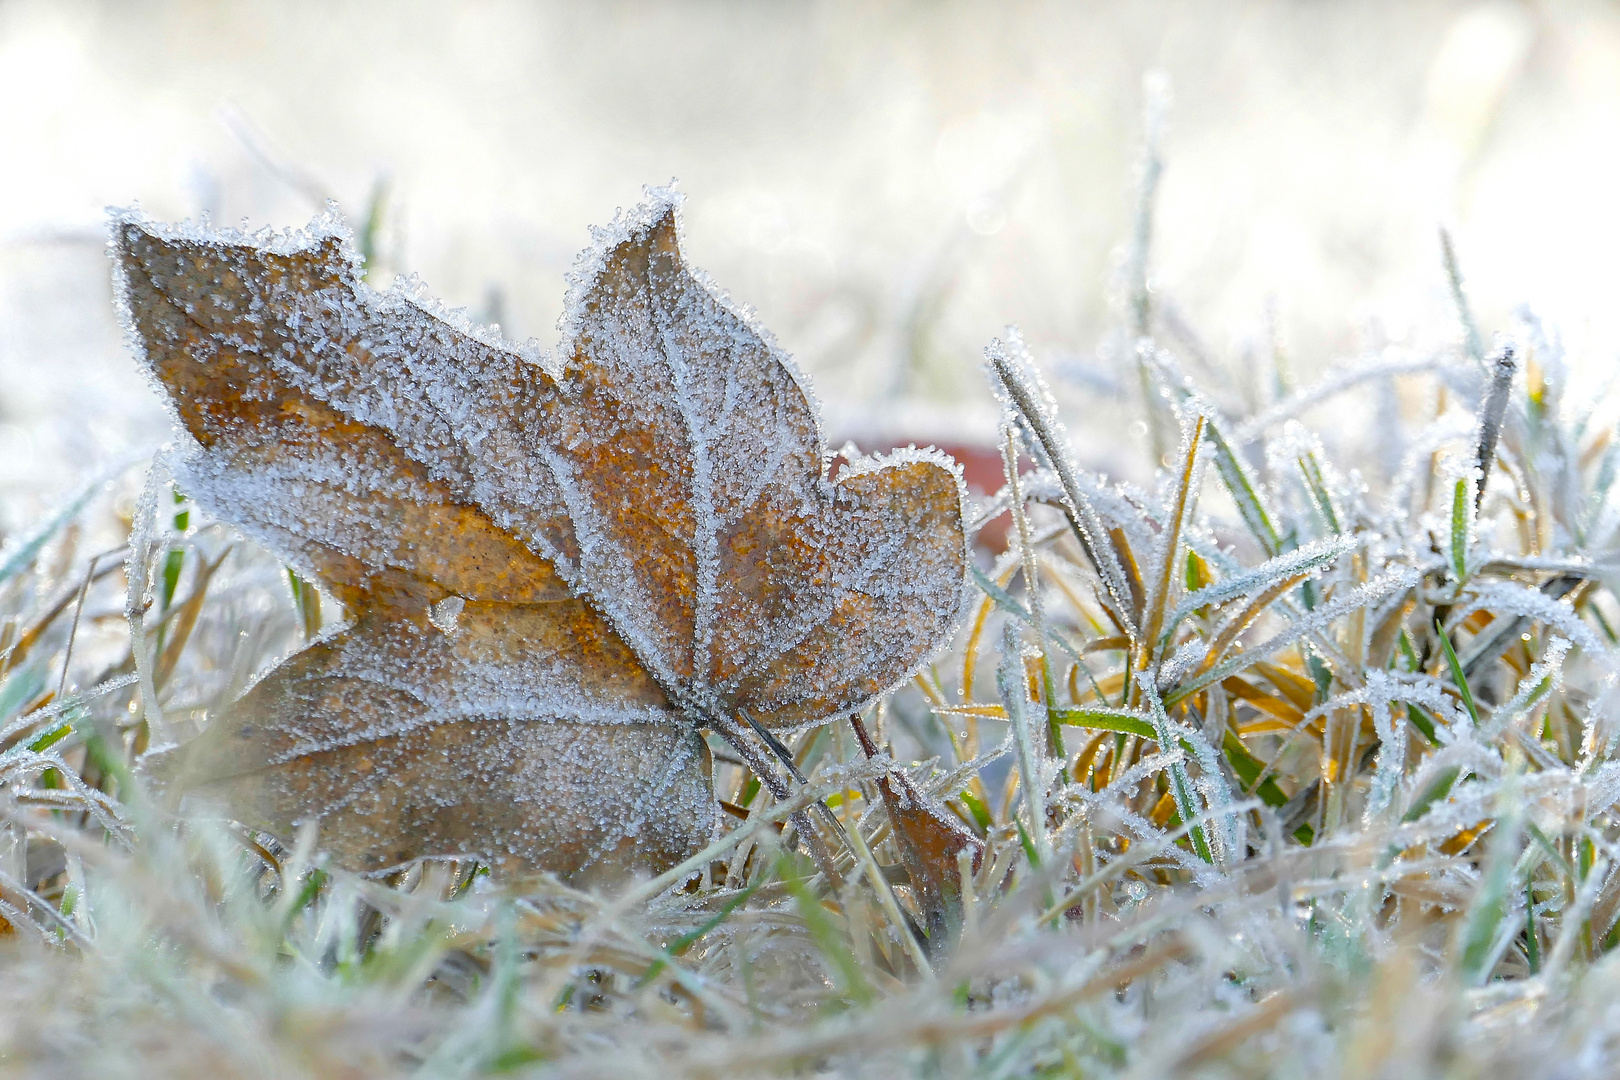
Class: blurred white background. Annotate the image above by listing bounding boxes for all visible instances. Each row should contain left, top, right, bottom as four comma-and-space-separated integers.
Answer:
2, 0, 1617, 531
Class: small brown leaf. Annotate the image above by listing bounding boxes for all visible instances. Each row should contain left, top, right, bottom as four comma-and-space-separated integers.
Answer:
115, 189, 968, 882
850, 714, 982, 946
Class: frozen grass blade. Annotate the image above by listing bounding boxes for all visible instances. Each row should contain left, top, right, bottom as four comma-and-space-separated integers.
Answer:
1450, 476, 1472, 584
122, 459, 167, 748
1001, 415, 1063, 757
1441, 226, 1487, 367
997, 621, 1049, 865
988, 338, 1140, 640
1475, 342, 1518, 510
1437, 618, 1482, 727
1140, 411, 1205, 661
1206, 418, 1283, 555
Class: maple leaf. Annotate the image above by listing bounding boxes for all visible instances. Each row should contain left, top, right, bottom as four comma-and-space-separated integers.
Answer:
113, 190, 968, 883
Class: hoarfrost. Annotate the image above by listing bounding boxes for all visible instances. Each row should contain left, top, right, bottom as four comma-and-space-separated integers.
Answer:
111, 188, 971, 880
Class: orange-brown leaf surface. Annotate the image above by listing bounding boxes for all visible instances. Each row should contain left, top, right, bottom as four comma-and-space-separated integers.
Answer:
114, 189, 968, 882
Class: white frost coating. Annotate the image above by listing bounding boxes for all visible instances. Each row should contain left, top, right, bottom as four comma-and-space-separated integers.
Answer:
1382, 412, 1480, 525
1454, 581, 1609, 661
1191, 566, 1422, 694
1155, 639, 1208, 691
1067, 748, 1223, 886
1484, 636, 1571, 740
123, 455, 169, 750
1164, 534, 1358, 642
428, 596, 465, 636
1341, 671, 1480, 821
987, 332, 1145, 634
1265, 421, 1349, 534
1019, 468, 1159, 558
1232, 348, 1459, 444
1140, 673, 1236, 865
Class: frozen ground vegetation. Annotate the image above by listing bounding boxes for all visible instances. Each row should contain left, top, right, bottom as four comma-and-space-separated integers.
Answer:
8, 158, 1620, 1077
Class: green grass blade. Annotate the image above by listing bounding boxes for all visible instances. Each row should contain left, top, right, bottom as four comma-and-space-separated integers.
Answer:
1449, 477, 1470, 583
1436, 619, 1481, 726
1205, 419, 1281, 556
1051, 706, 1156, 739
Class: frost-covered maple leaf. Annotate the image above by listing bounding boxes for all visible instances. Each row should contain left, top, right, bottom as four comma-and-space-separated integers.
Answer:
113, 189, 968, 882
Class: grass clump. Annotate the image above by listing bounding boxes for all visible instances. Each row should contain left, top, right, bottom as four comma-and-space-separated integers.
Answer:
8, 181, 1620, 1080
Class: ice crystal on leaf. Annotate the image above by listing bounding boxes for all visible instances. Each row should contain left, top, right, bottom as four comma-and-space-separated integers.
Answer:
111, 189, 968, 882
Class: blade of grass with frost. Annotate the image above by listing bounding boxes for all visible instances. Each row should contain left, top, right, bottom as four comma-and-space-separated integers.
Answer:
1, 746, 127, 840
1167, 567, 1421, 703
123, 460, 166, 746
1035, 800, 1261, 927
1002, 415, 1062, 756
1159, 534, 1355, 650
1051, 706, 1156, 739
1482, 637, 1567, 739
1139, 411, 1206, 664
1134, 406, 1219, 861
357, 175, 390, 279
966, 565, 1084, 663
286, 567, 322, 640
1135, 407, 1236, 852
1363, 678, 1409, 821
1205, 418, 1282, 556
781, 855, 872, 1006
1221, 733, 1291, 808
1189, 571, 1320, 687
997, 621, 1048, 865
1402, 765, 1462, 823
0, 555, 126, 681
1474, 343, 1517, 511
414, 902, 529, 1075
1450, 476, 1472, 584
1580, 429, 1619, 543
714, 710, 848, 890
627, 763, 887, 910
1296, 448, 1342, 535
1441, 227, 1486, 367
1241, 676, 1465, 805
1436, 618, 1481, 726
987, 338, 1139, 639
1458, 767, 1525, 984
1458, 579, 1607, 660
0, 673, 137, 753
1232, 350, 1447, 445
0, 665, 45, 725
1139, 679, 1213, 863
1543, 852, 1610, 983
840, 802, 932, 975
0, 867, 88, 946
637, 884, 758, 988
158, 488, 189, 628
1127, 74, 1171, 459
